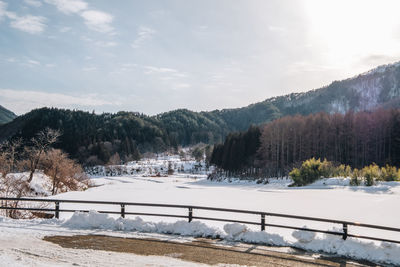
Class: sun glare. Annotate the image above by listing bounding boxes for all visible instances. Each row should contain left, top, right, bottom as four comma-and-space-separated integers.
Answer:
305, 0, 400, 70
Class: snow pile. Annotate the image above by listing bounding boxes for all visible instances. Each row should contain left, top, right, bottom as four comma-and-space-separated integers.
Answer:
223, 223, 247, 238
62, 211, 400, 265
223, 223, 286, 246
63, 210, 116, 229
294, 232, 400, 265
292, 227, 316, 243
63, 211, 222, 238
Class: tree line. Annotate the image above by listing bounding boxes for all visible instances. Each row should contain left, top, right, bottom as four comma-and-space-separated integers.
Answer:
210, 108, 400, 178
210, 126, 261, 177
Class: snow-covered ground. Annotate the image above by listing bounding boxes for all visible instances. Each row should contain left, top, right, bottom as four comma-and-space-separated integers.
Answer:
0, 216, 212, 267
2, 161, 400, 265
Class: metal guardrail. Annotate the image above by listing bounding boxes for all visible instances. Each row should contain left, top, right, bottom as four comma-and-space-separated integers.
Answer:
1, 197, 399, 244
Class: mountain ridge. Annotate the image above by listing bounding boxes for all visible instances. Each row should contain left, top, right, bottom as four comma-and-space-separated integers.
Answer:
1, 60, 399, 164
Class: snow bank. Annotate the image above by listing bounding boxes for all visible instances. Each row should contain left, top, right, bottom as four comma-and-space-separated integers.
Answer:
294, 233, 400, 265
227, 225, 400, 265
63, 211, 222, 238
62, 212, 400, 265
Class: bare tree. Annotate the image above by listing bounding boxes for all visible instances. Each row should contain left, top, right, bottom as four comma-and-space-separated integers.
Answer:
0, 138, 22, 176
26, 128, 61, 183
41, 149, 89, 195
0, 139, 26, 217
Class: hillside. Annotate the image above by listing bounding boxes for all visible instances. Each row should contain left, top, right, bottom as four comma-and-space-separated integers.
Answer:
0, 105, 17, 125
0, 108, 229, 165
0, 61, 399, 164
270, 61, 400, 116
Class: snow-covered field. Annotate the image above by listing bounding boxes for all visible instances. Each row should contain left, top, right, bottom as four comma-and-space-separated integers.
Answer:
2, 158, 400, 266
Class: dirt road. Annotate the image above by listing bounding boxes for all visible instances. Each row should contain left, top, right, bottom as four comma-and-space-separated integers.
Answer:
44, 235, 379, 266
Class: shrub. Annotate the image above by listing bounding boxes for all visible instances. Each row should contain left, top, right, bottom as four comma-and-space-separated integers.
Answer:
350, 168, 361, 186
289, 158, 324, 186
361, 163, 380, 186
289, 158, 399, 187
380, 165, 400, 181
335, 164, 352, 177
319, 159, 335, 178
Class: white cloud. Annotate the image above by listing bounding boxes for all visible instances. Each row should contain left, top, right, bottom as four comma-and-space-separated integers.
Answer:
0, 2, 47, 34
95, 41, 117, 47
144, 66, 178, 74
45, 0, 87, 14
45, 0, 114, 34
81, 10, 113, 33
27, 59, 40, 65
131, 26, 156, 48
0, 89, 116, 114
9, 15, 47, 34
0, 1, 6, 19
20, 59, 41, 67
24, 0, 42, 7
4, 11, 17, 20
143, 66, 188, 83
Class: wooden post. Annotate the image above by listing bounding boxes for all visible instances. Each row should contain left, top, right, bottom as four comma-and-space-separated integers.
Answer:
55, 202, 60, 219
188, 207, 193, 223
261, 214, 265, 231
121, 204, 125, 218
342, 223, 348, 240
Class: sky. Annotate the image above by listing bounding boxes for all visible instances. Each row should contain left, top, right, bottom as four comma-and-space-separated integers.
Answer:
1, 0, 400, 115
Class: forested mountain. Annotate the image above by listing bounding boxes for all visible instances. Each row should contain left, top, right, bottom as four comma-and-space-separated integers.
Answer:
0, 105, 17, 125
242, 61, 400, 126
0, 108, 231, 165
1, 61, 400, 165
211, 108, 400, 177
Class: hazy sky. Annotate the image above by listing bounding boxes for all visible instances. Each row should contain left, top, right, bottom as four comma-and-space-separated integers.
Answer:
1, 0, 400, 115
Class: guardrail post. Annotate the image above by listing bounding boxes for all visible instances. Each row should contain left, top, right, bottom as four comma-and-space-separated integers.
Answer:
342, 223, 348, 240
261, 214, 265, 231
188, 207, 193, 223
55, 202, 60, 219
121, 204, 125, 218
